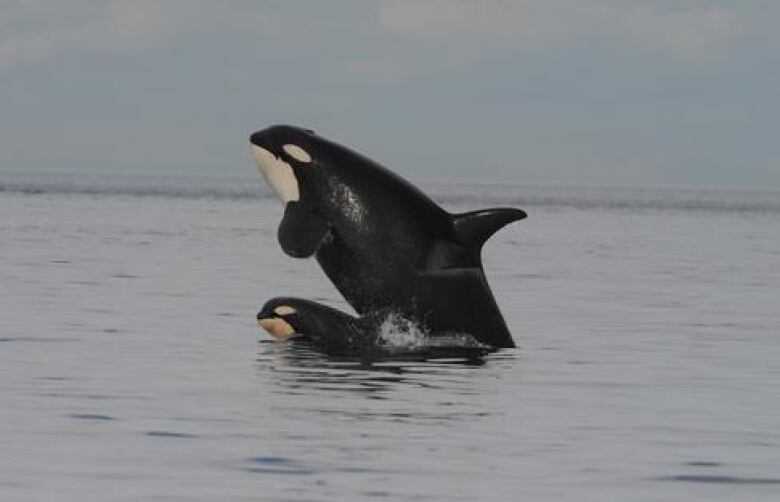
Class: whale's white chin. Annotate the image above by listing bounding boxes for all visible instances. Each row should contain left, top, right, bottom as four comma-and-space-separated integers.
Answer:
251, 144, 300, 203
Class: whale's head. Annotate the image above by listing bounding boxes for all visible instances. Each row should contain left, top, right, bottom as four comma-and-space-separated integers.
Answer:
249, 124, 440, 261
250, 125, 382, 258
250, 125, 337, 257
257, 296, 356, 342
257, 298, 302, 340
249, 125, 320, 204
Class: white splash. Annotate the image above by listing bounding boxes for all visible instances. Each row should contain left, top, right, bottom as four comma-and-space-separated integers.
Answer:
376, 312, 488, 350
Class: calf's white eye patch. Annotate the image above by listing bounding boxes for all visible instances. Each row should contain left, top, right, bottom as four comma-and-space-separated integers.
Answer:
283, 144, 312, 164
274, 305, 297, 316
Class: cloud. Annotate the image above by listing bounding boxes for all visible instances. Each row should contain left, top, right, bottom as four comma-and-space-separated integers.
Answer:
0, 1, 195, 72
378, 0, 739, 60
0, 1, 741, 80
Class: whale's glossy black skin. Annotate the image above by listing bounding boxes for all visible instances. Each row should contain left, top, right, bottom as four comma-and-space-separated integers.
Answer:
257, 297, 400, 353
258, 297, 494, 358
250, 125, 525, 348
258, 297, 377, 353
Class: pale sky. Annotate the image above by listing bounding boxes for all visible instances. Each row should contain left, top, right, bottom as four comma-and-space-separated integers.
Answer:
1, 1, 778, 187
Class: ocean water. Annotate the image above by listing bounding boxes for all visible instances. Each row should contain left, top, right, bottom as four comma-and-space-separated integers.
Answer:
1, 172, 779, 501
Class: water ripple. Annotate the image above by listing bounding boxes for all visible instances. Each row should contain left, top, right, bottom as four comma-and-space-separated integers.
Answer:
656, 474, 780, 485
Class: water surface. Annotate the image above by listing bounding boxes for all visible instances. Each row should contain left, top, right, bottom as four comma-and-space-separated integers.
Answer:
1, 173, 778, 501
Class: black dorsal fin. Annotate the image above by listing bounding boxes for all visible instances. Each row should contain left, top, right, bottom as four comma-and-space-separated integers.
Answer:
452, 207, 526, 252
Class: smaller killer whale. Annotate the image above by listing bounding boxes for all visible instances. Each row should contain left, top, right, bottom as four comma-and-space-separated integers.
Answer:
250, 125, 525, 348
257, 297, 490, 355
257, 297, 375, 353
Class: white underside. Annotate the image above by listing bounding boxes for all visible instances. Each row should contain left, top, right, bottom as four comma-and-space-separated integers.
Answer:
251, 144, 300, 203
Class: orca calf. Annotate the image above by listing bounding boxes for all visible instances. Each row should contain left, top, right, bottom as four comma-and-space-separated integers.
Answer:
257, 297, 371, 353
250, 125, 525, 348
257, 297, 490, 356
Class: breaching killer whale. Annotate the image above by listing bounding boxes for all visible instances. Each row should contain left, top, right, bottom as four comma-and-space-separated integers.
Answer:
250, 125, 525, 348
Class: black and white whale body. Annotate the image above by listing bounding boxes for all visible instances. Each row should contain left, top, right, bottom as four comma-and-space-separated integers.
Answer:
257, 297, 489, 355
250, 125, 525, 348
257, 297, 371, 352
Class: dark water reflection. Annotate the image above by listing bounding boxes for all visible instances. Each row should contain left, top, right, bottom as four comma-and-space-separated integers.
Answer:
255, 340, 508, 392
257, 339, 495, 369
254, 340, 518, 425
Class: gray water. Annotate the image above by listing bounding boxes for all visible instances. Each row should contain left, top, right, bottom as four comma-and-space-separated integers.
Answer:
1, 173, 779, 501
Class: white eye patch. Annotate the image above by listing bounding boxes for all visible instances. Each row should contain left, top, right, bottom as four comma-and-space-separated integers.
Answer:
273, 305, 297, 316
283, 144, 312, 164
